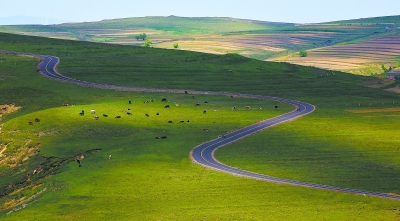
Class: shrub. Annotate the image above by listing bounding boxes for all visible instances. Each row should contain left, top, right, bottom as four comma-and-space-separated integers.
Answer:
299, 50, 308, 57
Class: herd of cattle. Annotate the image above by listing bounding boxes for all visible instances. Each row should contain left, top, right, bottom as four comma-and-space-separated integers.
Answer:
27, 98, 278, 140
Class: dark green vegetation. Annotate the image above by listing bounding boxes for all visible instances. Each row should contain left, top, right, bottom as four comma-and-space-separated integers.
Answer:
0, 32, 400, 220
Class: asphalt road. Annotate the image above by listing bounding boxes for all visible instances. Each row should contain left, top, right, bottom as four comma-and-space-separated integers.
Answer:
10, 51, 399, 201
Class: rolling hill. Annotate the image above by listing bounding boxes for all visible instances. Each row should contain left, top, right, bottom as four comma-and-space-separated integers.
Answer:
0, 30, 400, 220
1, 15, 399, 76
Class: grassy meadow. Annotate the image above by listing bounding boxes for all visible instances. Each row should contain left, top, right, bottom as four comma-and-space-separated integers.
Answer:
0, 32, 400, 220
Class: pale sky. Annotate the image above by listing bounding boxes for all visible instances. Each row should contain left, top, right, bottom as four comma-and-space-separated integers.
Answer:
2, 0, 400, 24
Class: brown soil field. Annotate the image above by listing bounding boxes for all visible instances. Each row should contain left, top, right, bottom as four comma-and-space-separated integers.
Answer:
281, 35, 400, 73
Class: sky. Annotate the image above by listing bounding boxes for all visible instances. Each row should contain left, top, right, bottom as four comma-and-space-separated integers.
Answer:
1, 0, 400, 24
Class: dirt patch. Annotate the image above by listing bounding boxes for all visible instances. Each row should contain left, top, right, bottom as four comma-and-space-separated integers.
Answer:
347, 107, 400, 113
0, 104, 22, 122
0, 140, 41, 168
385, 85, 400, 94
360, 78, 395, 88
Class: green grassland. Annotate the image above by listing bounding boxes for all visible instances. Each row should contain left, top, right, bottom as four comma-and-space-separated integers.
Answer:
0, 32, 400, 220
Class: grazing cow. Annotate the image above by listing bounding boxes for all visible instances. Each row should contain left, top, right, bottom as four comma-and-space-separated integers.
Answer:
145, 114, 149, 117
115, 116, 121, 118
63, 103, 69, 107
203, 128, 209, 131
35, 118, 40, 122
275, 106, 278, 109
127, 112, 132, 115
185, 91, 188, 94
91, 110, 96, 114
187, 120, 190, 123
179, 120, 185, 123
129, 100, 131, 104
232, 106, 236, 111
155, 136, 161, 139
93, 116, 99, 120
196, 103, 200, 106
246, 106, 250, 110
162, 98, 167, 102
203, 109, 207, 114
29, 121, 33, 125
156, 113, 160, 116
128, 108, 131, 110
109, 155, 112, 160
204, 101, 208, 104
164, 105, 170, 108
161, 136, 167, 139
168, 121, 173, 123
79, 112, 84, 116
103, 114, 108, 117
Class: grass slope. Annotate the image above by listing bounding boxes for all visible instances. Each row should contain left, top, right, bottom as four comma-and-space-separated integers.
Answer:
0, 32, 399, 219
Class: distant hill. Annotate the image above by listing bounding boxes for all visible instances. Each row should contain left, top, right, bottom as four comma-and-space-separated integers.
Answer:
56, 16, 294, 34
323, 15, 400, 25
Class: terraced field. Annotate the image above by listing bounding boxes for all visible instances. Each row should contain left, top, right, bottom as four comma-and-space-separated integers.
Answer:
282, 34, 400, 75
0, 16, 388, 64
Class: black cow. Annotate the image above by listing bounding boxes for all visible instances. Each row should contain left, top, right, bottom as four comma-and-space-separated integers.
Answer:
275, 106, 278, 109
127, 112, 132, 115
103, 114, 108, 117
162, 98, 167, 102
129, 100, 131, 104
179, 120, 185, 123
115, 116, 121, 118
35, 118, 40, 122
161, 136, 167, 139
168, 121, 173, 123
164, 105, 170, 108
203, 109, 207, 114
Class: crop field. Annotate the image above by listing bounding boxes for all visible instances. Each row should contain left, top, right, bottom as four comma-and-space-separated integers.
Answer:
282, 34, 400, 75
1, 16, 391, 65
0, 32, 400, 220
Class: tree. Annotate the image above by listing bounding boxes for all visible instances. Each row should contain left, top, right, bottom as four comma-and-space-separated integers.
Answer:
134, 33, 147, 41
173, 43, 179, 48
142, 40, 153, 47
299, 50, 308, 57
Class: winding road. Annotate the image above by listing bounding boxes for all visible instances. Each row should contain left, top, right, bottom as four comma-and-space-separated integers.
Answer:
4, 50, 400, 201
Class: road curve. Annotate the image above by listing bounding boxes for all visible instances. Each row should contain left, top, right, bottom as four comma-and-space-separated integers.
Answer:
3, 50, 400, 201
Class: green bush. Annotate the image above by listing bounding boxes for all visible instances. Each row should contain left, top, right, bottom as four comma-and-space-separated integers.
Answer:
299, 50, 308, 57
